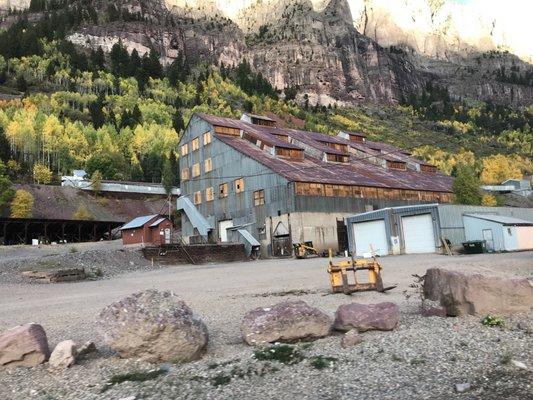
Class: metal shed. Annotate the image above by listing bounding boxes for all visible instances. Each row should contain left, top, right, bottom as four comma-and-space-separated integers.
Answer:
463, 214, 533, 252
345, 204, 441, 256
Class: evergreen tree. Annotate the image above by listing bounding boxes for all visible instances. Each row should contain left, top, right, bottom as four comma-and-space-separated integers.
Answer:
89, 94, 106, 129
90, 47, 105, 71
0, 161, 14, 213
172, 111, 184, 133
142, 49, 163, 79
452, 165, 482, 205
16, 75, 28, 92
0, 127, 10, 162
110, 41, 129, 76
128, 49, 141, 77
161, 157, 175, 196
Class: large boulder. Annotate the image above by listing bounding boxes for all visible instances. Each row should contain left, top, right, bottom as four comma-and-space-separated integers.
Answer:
0, 323, 50, 367
424, 268, 533, 316
49, 340, 77, 369
241, 300, 332, 345
333, 302, 400, 332
96, 290, 208, 363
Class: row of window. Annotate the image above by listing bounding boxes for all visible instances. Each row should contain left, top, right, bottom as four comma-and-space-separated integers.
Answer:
181, 131, 212, 156
294, 182, 453, 202
181, 158, 213, 181
193, 182, 265, 205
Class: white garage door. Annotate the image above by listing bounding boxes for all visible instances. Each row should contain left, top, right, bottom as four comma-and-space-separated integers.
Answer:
402, 214, 436, 254
352, 219, 388, 256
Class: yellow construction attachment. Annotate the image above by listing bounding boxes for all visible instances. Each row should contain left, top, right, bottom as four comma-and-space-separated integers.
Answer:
293, 241, 323, 259
327, 250, 396, 294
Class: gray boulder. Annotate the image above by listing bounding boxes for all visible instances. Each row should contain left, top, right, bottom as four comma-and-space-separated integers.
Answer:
96, 290, 208, 363
242, 300, 332, 345
424, 268, 533, 316
334, 302, 400, 332
0, 323, 50, 367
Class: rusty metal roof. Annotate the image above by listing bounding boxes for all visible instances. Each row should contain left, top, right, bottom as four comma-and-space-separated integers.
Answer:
196, 113, 453, 192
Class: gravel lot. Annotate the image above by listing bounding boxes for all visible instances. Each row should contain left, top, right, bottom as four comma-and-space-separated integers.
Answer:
0, 240, 156, 284
0, 249, 532, 400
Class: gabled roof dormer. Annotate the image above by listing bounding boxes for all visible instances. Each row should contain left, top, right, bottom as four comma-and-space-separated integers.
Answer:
241, 113, 276, 127
338, 130, 366, 143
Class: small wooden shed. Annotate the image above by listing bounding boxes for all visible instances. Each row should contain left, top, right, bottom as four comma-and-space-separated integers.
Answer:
120, 214, 173, 246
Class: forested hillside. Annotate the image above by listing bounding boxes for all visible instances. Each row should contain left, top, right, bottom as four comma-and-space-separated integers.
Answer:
0, 1, 531, 209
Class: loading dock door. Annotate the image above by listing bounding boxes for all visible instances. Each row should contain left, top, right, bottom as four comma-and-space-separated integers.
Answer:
402, 214, 436, 254
352, 219, 388, 256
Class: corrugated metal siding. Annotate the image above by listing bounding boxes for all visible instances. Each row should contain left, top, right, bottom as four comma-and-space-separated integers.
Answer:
345, 204, 440, 255
438, 205, 533, 245
463, 215, 506, 251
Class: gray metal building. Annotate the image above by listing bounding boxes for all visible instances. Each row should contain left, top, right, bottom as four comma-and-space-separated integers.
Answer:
177, 113, 453, 257
345, 204, 533, 256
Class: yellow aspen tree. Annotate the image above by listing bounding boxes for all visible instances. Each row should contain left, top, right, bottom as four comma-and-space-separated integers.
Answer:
10, 189, 34, 218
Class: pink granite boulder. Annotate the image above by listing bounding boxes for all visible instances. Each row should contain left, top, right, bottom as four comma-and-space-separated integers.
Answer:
0, 323, 50, 367
334, 302, 400, 332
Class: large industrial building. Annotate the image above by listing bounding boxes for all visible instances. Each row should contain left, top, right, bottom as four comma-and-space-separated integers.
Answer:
177, 112, 453, 257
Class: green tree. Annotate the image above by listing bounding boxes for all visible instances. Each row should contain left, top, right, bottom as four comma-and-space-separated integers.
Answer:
0, 161, 14, 213
161, 157, 175, 196
453, 165, 482, 205
10, 189, 34, 218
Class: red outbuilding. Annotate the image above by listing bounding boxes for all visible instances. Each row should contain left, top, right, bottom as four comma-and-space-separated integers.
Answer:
120, 214, 173, 246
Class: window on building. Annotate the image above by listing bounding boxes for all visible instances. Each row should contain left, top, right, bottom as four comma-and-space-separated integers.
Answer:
180, 143, 189, 156
214, 125, 240, 136
326, 153, 349, 163
253, 189, 265, 206
193, 191, 202, 205
235, 178, 244, 193
204, 158, 212, 173
181, 167, 189, 181
203, 131, 212, 145
192, 137, 199, 151
219, 183, 228, 198
192, 163, 200, 177
206, 187, 214, 202
386, 161, 407, 170
275, 147, 304, 159
420, 164, 437, 173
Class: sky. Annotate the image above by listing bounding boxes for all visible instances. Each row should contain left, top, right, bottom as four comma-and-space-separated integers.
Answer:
458, 0, 533, 58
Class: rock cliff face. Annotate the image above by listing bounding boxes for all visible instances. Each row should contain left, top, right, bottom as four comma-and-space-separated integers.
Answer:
2, 0, 531, 106
244, 0, 423, 105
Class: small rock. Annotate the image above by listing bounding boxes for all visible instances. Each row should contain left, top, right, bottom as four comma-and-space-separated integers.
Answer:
517, 320, 532, 334
119, 397, 136, 400
0, 323, 50, 367
455, 382, 471, 393
334, 302, 400, 332
511, 360, 528, 370
241, 300, 332, 346
340, 330, 362, 348
77, 341, 96, 357
49, 340, 77, 369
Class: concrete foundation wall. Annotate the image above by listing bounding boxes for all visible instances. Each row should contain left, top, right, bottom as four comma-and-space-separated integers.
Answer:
265, 212, 350, 254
